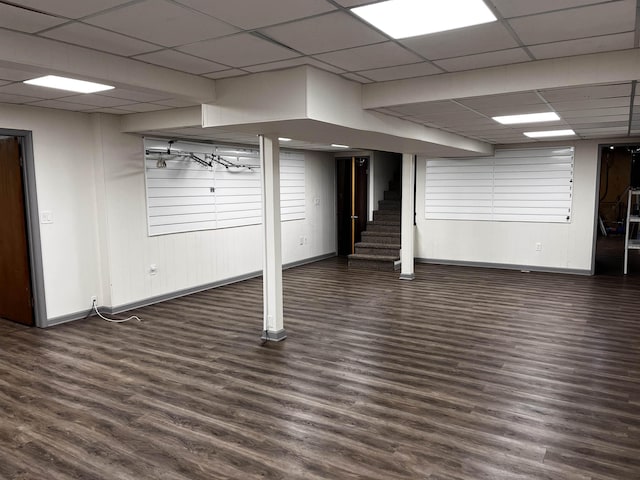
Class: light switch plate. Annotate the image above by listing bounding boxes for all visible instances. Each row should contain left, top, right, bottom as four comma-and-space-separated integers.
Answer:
40, 211, 53, 224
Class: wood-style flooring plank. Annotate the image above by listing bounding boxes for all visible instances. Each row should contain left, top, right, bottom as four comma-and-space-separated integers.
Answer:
1, 257, 640, 479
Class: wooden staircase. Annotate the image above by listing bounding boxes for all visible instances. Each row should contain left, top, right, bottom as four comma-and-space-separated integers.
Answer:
348, 177, 401, 271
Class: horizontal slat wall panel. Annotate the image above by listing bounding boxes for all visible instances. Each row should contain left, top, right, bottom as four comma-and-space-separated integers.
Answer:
144, 138, 306, 236
425, 147, 574, 223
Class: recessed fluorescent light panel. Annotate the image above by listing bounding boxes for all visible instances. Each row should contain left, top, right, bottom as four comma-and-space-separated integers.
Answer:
278, 137, 292, 142
331, 144, 350, 148
24, 75, 114, 93
493, 112, 560, 125
524, 129, 576, 138
351, 0, 496, 39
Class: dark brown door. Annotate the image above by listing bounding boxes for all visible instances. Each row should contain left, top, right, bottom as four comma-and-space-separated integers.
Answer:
0, 137, 34, 326
337, 156, 368, 255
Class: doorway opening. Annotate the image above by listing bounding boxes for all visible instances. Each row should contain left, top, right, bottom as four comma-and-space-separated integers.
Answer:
336, 156, 368, 256
595, 145, 640, 274
0, 130, 45, 327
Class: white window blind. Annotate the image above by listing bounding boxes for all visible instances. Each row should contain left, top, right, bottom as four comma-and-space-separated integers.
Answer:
144, 139, 305, 236
425, 147, 574, 223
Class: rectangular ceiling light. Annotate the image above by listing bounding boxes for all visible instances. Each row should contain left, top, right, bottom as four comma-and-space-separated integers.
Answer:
493, 112, 560, 125
351, 0, 496, 39
24, 75, 114, 94
524, 129, 576, 138
278, 137, 292, 142
331, 144, 350, 148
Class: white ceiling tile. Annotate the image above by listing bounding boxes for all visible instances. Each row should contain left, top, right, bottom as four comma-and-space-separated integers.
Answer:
529, 32, 634, 60
568, 121, 628, 128
134, 50, 228, 74
178, 34, 299, 67
261, 11, 386, 55
117, 103, 171, 113
98, 88, 172, 103
435, 48, 531, 72
0, 92, 43, 104
155, 98, 200, 108
401, 22, 518, 60
550, 97, 631, 111
0, 82, 72, 99
508, 0, 636, 45
0, 67, 39, 82
456, 92, 546, 110
25, 99, 94, 111
61, 94, 133, 107
332, 0, 372, 5
244, 57, 345, 74
10, 0, 132, 18
341, 72, 374, 83
85, 0, 238, 47
314, 42, 422, 71
358, 62, 441, 82
0, 3, 66, 32
40, 22, 159, 56
86, 107, 131, 114
490, 0, 610, 18
574, 126, 628, 134
541, 83, 632, 101
387, 101, 471, 117
561, 107, 629, 118
411, 111, 489, 125
566, 115, 630, 123
202, 69, 249, 80
174, 0, 336, 29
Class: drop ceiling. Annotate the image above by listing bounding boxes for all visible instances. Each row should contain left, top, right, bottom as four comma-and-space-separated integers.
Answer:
0, 0, 639, 149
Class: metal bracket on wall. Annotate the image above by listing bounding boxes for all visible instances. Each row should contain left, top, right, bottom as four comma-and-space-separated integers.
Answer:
145, 140, 258, 172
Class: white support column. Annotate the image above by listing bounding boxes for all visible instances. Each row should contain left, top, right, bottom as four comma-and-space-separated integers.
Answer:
400, 153, 416, 280
259, 135, 286, 341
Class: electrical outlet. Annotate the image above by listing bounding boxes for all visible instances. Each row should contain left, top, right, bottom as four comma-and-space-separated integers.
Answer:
149, 264, 158, 275
535, 242, 542, 252
299, 236, 304, 245
90, 295, 97, 305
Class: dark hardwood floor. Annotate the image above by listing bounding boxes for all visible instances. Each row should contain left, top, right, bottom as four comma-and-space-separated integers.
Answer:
1, 257, 640, 479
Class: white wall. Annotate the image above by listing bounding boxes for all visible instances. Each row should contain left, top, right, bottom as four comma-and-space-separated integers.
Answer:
0, 105, 336, 323
95, 115, 336, 309
416, 140, 603, 273
0, 104, 102, 319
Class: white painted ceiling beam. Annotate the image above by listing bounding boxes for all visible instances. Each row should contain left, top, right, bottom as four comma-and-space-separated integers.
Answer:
121, 106, 203, 133
363, 49, 640, 109
0, 29, 215, 103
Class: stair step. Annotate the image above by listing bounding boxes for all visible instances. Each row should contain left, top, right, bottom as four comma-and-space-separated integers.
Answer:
355, 247, 400, 256
378, 200, 401, 211
384, 190, 401, 201
366, 222, 401, 233
373, 210, 400, 222
361, 231, 401, 244
369, 219, 400, 226
348, 254, 400, 271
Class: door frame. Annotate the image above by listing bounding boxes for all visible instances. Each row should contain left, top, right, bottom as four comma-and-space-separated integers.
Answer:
0, 128, 47, 327
336, 155, 369, 256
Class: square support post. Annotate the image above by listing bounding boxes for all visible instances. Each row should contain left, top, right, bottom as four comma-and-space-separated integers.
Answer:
259, 135, 286, 341
400, 153, 416, 280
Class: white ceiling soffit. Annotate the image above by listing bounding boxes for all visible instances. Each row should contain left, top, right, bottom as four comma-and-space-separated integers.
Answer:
0, 29, 215, 103
198, 67, 492, 156
363, 49, 640, 109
